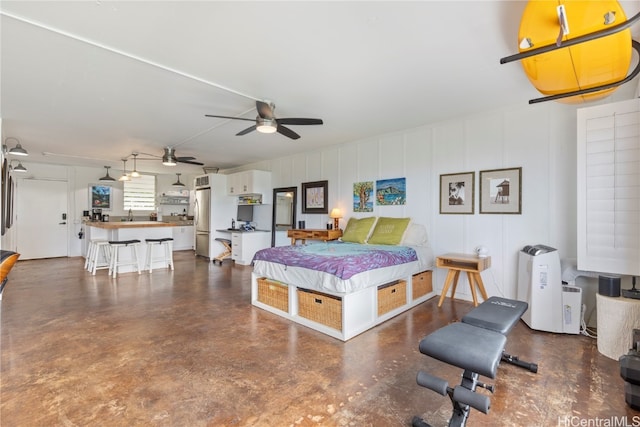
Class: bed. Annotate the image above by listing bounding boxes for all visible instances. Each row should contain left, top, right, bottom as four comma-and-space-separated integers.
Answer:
251, 218, 435, 341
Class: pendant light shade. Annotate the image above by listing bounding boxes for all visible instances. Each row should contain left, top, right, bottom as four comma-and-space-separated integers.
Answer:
4, 137, 28, 156
12, 161, 27, 172
99, 166, 116, 181
172, 173, 185, 187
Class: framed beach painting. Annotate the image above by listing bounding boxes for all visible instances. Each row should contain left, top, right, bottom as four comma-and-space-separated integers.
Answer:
479, 167, 522, 214
375, 177, 406, 205
440, 171, 474, 214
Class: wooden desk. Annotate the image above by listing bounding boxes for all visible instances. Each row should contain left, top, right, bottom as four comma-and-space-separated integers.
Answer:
436, 253, 491, 307
287, 229, 342, 245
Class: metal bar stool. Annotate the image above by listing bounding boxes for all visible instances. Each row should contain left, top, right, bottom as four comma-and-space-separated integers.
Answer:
213, 238, 232, 265
144, 238, 174, 273
87, 240, 111, 275
108, 239, 142, 278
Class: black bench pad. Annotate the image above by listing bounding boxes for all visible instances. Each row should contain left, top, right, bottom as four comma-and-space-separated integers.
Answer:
462, 297, 528, 335
419, 322, 506, 379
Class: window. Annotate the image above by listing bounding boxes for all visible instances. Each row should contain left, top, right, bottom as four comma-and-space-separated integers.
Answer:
124, 174, 156, 211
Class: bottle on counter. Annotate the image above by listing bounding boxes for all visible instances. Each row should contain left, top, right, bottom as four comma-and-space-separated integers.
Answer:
232, 219, 236, 229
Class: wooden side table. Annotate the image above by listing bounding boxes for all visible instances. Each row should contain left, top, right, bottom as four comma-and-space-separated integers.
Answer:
287, 229, 342, 245
436, 253, 491, 307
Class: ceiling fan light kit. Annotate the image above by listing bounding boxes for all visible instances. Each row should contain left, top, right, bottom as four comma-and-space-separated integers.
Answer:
162, 148, 177, 166
206, 100, 323, 140
256, 118, 278, 134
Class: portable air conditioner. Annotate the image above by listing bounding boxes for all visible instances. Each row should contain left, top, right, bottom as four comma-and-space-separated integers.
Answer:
517, 245, 581, 334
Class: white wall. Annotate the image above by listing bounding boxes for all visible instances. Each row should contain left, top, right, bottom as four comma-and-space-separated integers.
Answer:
236, 97, 632, 302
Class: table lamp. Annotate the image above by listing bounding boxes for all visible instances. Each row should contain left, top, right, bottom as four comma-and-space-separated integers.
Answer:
329, 208, 342, 230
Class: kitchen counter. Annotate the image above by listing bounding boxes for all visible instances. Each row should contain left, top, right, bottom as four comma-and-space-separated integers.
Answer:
84, 222, 177, 274
85, 221, 177, 229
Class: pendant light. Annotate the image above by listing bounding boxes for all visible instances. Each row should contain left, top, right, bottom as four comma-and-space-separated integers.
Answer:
4, 137, 29, 156
99, 166, 116, 181
2, 136, 29, 156
130, 153, 141, 178
118, 159, 130, 181
172, 173, 185, 187
11, 161, 27, 172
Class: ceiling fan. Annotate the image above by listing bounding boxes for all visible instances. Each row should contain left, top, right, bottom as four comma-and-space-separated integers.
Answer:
136, 148, 204, 166
205, 100, 323, 140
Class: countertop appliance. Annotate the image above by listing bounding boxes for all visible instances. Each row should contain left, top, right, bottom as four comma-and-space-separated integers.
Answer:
517, 244, 581, 334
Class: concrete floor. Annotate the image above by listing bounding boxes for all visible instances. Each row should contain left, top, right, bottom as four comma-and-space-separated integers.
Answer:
0, 251, 635, 426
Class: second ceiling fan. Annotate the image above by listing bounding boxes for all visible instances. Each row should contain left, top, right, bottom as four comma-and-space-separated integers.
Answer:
205, 100, 323, 140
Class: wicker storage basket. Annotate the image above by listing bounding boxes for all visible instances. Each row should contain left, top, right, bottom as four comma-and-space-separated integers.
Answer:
257, 278, 289, 312
297, 288, 342, 331
377, 280, 407, 316
412, 271, 433, 300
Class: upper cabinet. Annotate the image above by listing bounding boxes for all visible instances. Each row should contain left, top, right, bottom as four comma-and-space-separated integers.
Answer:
227, 170, 272, 204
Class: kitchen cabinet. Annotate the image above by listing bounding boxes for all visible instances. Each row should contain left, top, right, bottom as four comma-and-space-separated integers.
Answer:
227, 170, 272, 203
172, 225, 195, 250
231, 231, 270, 265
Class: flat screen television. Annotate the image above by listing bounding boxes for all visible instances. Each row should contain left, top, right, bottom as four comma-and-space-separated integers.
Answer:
236, 205, 254, 223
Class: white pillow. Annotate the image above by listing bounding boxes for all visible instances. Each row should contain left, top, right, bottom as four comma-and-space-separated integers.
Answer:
401, 223, 428, 246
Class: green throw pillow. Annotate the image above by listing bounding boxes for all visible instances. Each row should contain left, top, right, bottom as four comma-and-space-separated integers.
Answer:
341, 217, 377, 244
367, 217, 411, 245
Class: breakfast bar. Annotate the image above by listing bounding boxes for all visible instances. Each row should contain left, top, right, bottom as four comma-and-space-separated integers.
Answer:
85, 221, 178, 274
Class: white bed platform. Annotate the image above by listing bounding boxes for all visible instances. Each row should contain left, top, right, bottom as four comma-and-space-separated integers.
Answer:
250, 269, 435, 341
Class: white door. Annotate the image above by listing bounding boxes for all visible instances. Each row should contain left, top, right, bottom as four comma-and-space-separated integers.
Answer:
16, 179, 68, 259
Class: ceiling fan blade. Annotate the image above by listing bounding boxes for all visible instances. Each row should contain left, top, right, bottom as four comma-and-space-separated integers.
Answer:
276, 125, 301, 140
205, 114, 255, 122
256, 101, 274, 119
276, 118, 323, 126
177, 159, 204, 166
237, 125, 257, 136
176, 156, 196, 161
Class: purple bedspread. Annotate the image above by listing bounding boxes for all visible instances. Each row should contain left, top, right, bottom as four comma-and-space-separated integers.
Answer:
252, 241, 418, 280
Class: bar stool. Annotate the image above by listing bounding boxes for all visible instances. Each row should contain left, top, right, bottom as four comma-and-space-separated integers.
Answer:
144, 238, 174, 273
86, 240, 111, 275
213, 238, 232, 265
108, 240, 142, 278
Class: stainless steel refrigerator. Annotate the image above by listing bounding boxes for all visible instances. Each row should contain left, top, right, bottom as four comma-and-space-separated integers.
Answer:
195, 186, 211, 258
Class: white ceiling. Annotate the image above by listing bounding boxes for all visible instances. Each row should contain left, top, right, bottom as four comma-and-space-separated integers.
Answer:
2, 1, 639, 175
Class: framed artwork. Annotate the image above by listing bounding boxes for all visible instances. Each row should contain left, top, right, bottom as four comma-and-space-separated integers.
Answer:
353, 181, 374, 212
479, 167, 522, 214
302, 180, 328, 214
440, 171, 475, 214
376, 177, 406, 205
90, 184, 112, 210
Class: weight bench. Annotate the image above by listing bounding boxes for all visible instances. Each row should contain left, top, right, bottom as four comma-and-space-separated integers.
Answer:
412, 297, 537, 427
